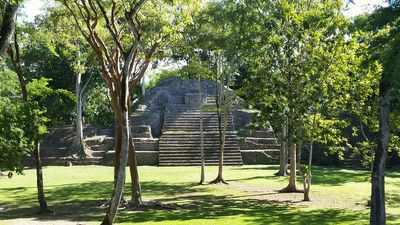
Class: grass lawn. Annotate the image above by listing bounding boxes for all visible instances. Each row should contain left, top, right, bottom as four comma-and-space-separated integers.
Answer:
0, 165, 399, 225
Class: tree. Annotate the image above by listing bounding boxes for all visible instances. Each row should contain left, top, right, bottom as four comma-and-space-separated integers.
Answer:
355, 4, 400, 225
210, 51, 230, 184
7, 25, 55, 214
60, 0, 199, 223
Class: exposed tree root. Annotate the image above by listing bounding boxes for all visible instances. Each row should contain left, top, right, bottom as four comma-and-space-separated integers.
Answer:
209, 177, 228, 184
69, 141, 93, 158
98, 199, 129, 209
197, 181, 206, 185
278, 186, 304, 193
274, 170, 288, 177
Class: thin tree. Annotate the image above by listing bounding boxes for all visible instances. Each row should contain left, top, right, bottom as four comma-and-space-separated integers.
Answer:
198, 50, 205, 185
70, 46, 92, 157
210, 51, 228, 184
8, 29, 54, 215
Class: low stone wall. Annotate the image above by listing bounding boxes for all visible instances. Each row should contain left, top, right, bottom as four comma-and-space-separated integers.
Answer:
101, 151, 159, 166
240, 150, 280, 165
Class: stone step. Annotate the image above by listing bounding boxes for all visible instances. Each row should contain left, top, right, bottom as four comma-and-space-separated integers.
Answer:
238, 137, 278, 145
237, 129, 275, 138
237, 139, 280, 150
159, 143, 239, 147
161, 147, 240, 153
159, 142, 238, 146
159, 153, 242, 158
165, 113, 232, 116
161, 132, 237, 136
91, 150, 108, 157
163, 121, 234, 125
160, 136, 237, 140
39, 157, 103, 166
163, 125, 234, 129
158, 160, 243, 166
163, 128, 235, 132
159, 157, 243, 162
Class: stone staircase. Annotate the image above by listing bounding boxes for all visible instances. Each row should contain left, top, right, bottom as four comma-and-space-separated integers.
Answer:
158, 102, 243, 166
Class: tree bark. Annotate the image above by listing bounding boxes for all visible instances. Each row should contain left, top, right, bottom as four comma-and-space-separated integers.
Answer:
0, 2, 18, 63
102, 108, 130, 225
71, 70, 91, 157
280, 141, 301, 193
297, 140, 302, 174
129, 136, 143, 207
198, 76, 205, 185
370, 83, 390, 225
275, 119, 288, 176
210, 53, 227, 184
303, 141, 313, 201
34, 142, 53, 214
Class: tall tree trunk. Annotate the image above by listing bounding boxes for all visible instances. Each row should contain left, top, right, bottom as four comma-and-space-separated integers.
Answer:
102, 67, 131, 224
126, 99, 143, 206
211, 53, 227, 184
275, 119, 288, 176
280, 140, 301, 193
102, 109, 130, 225
34, 142, 53, 214
198, 76, 205, 185
370, 83, 390, 225
128, 139, 143, 206
303, 141, 313, 201
297, 140, 302, 174
0, 2, 18, 62
71, 70, 91, 157
114, 121, 123, 185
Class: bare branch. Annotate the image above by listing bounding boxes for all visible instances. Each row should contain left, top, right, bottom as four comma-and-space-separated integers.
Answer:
96, 0, 125, 54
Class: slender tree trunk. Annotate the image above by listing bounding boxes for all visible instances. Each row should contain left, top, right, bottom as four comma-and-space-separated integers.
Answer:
0, 2, 18, 62
280, 140, 301, 193
129, 139, 143, 206
275, 119, 288, 176
288, 142, 297, 189
198, 74, 205, 185
303, 141, 313, 201
126, 99, 143, 206
370, 83, 390, 225
34, 142, 53, 214
101, 109, 130, 225
211, 53, 227, 184
114, 121, 123, 185
71, 70, 91, 157
297, 140, 302, 174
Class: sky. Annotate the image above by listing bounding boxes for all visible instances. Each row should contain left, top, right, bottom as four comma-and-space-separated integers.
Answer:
21, 0, 388, 22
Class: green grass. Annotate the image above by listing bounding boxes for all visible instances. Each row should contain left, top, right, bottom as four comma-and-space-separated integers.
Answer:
0, 165, 399, 225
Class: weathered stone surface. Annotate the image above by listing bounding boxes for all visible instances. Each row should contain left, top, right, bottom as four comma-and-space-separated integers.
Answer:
241, 150, 280, 164
131, 125, 153, 138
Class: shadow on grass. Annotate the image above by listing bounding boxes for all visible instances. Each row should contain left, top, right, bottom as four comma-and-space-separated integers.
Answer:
231, 166, 371, 186
116, 194, 368, 225
0, 180, 199, 222
0, 180, 370, 225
